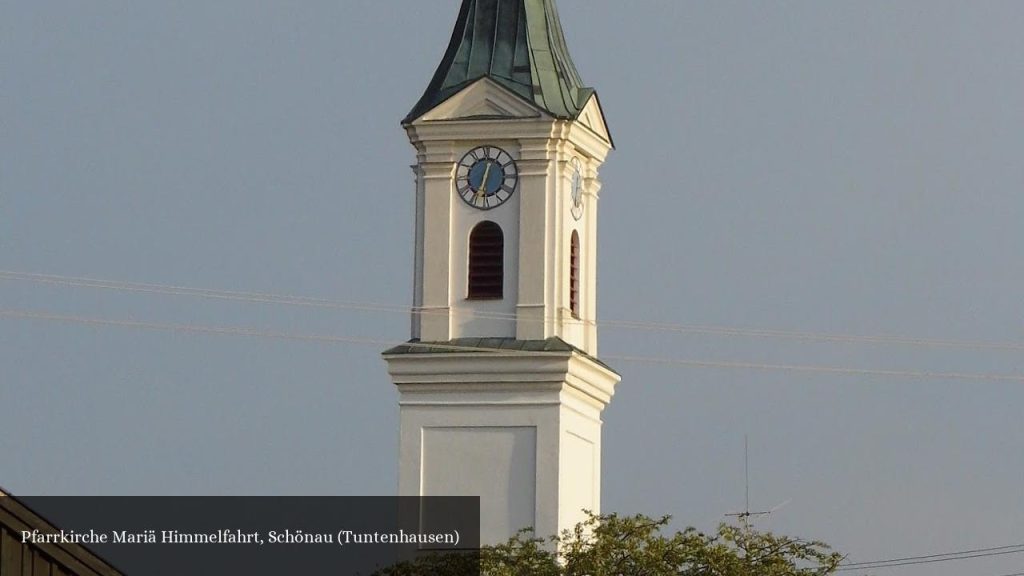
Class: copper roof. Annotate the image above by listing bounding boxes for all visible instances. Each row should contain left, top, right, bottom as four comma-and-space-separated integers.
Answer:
404, 0, 594, 123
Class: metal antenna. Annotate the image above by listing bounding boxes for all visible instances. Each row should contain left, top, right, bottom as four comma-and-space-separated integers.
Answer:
745, 435, 750, 514
726, 435, 790, 528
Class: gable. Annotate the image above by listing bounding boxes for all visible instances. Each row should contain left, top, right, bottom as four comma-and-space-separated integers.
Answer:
574, 94, 613, 146
415, 78, 550, 123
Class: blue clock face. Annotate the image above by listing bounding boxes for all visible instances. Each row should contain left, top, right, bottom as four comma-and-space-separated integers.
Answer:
456, 146, 518, 210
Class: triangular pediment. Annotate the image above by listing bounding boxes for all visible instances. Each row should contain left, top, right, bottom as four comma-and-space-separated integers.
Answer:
417, 78, 550, 123
574, 93, 612, 146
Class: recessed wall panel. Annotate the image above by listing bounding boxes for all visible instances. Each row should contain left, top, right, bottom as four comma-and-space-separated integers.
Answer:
422, 427, 537, 544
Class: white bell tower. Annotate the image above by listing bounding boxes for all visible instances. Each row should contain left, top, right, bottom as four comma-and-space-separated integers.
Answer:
383, 0, 619, 546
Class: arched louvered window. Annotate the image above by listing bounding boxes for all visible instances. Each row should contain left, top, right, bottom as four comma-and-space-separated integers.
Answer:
570, 230, 581, 319
468, 221, 504, 300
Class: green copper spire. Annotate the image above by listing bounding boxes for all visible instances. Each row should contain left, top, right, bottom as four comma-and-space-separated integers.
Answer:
404, 0, 594, 124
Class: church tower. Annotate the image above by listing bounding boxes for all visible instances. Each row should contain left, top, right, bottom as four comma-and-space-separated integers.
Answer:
383, 0, 619, 545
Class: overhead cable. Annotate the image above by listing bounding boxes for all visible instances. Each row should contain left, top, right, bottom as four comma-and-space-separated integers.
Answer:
2, 270, 1023, 352
2, 308, 1022, 383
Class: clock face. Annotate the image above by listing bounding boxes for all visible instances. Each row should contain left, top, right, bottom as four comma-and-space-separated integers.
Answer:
570, 157, 584, 221
456, 146, 518, 210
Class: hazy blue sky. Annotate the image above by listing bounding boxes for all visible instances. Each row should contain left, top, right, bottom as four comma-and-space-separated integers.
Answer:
2, 2, 1022, 575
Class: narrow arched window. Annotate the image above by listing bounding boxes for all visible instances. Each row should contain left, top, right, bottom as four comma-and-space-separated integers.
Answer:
468, 221, 504, 300
570, 230, 581, 319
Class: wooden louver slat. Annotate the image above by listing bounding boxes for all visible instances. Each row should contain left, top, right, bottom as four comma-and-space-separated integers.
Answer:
468, 221, 504, 299
570, 230, 580, 318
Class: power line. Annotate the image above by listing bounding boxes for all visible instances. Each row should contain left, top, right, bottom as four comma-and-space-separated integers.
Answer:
4, 308, 1023, 566
841, 542, 1024, 567
837, 543, 1024, 571
606, 354, 1023, 382
838, 547, 1024, 570
0, 309, 396, 347
2, 308, 1022, 383
0, 270, 410, 316
3, 269, 1024, 353
605, 318, 1024, 352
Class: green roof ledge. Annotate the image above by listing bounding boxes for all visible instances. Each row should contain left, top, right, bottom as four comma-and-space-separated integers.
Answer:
404, 0, 596, 124
383, 337, 619, 375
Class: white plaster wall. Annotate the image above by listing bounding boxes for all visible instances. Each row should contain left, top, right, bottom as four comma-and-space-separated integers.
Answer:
449, 141, 521, 339
550, 146, 597, 352
583, 157, 601, 355
422, 426, 537, 544
395, 83, 618, 553
558, 397, 604, 532
514, 147, 555, 342
406, 85, 611, 345
398, 400, 563, 545
411, 163, 426, 339
560, 431, 596, 528
417, 150, 457, 342
389, 352, 620, 546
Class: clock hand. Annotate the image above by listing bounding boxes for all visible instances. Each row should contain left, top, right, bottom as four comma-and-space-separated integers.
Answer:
477, 161, 493, 199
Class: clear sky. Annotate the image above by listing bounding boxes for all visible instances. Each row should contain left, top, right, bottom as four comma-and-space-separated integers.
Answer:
2, 2, 1022, 575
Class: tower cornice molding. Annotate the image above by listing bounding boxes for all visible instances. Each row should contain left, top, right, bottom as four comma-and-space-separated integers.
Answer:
385, 348, 619, 409
418, 161, 457, 179
515, 158, 555, 177
405, 120, 610, 165
406, 120, 560, 146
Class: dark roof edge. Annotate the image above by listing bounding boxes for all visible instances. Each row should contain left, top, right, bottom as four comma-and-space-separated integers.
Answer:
402, 0, 475, 125
402, 76, 552, 126
0, 490, 127, 575
382, 336, 618, 375
576, 89, 616, 150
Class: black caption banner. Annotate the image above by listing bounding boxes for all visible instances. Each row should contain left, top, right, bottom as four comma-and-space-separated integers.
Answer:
12, 496, 480, 576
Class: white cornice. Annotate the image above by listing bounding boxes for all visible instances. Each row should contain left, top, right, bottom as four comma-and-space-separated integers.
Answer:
385, 350, 620, 410
405, 113, 612, 164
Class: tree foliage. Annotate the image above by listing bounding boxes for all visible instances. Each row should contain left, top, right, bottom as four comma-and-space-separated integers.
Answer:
378, 512, 843, 576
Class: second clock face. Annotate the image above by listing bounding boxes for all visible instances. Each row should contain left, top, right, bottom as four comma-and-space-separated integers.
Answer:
456, 146, 518, 210
570, 157, 584, 221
